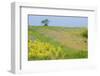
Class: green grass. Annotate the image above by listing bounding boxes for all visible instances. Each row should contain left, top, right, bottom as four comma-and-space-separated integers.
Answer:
28, 26, 88, 60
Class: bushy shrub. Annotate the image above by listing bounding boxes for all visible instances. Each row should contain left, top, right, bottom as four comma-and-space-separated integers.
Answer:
82, 30, 88, 38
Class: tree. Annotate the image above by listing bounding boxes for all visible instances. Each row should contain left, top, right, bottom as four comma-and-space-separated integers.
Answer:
41, 19, 49, 26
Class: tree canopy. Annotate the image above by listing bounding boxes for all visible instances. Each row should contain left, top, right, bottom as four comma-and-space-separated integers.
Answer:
41, 19, 49, 26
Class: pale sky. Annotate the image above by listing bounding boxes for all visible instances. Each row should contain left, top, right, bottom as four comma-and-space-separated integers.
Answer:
28, 15, 88, 27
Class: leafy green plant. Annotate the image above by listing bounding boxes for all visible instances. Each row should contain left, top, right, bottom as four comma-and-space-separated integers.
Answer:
82, 30, 88, 38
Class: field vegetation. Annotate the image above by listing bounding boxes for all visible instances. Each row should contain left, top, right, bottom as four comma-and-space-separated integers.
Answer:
28, 26, 88, 60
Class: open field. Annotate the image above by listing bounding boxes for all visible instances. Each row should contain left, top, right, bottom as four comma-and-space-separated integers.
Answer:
28, 26, 88, 60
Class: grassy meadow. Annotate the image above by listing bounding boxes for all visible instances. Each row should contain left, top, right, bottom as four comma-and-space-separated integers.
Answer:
28, 26, 88, 60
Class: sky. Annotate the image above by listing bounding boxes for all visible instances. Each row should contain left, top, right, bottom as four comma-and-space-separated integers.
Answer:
28, 15, 88, 27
